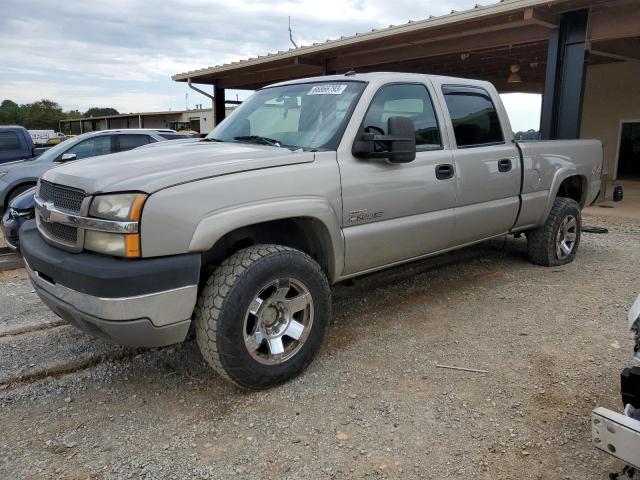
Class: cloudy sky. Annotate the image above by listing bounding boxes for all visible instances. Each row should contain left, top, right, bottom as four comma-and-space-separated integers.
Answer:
0, 0, 541, 131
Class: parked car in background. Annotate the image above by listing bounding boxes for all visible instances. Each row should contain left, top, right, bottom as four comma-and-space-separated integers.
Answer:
1, 186, 34, 250
0, 126, 51, 164
0, 128, 186, 213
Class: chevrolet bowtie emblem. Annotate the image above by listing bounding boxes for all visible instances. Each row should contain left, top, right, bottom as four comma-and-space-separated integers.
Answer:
40, 201, 54, 223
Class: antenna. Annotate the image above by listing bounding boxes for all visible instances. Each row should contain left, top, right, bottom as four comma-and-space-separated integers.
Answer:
288, 16, 298, 49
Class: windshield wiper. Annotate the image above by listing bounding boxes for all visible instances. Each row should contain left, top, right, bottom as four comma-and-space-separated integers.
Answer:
233, 135, 282, 148
201, 137, 224, 142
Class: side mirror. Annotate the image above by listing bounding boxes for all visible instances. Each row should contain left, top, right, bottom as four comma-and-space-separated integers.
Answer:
58, 153, 77, 162
352, 116, 416, 163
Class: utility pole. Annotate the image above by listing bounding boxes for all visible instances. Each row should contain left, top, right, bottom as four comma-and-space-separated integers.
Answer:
288, 16, 298, 49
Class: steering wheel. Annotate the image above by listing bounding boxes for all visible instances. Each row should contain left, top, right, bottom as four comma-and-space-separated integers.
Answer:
364, 125, 387, 151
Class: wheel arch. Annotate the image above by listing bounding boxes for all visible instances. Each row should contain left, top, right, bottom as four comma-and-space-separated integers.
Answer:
3, 180, 37, 210
190, 198, 344, 283
539, 170, 587, 224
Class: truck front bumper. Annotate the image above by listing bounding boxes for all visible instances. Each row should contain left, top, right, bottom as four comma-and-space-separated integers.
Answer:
19, 220, 201, 347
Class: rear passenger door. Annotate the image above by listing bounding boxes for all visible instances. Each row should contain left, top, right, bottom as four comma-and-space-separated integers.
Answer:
439, 84, 521, 245
115, 134, 154, 152
339, 82, 457, 274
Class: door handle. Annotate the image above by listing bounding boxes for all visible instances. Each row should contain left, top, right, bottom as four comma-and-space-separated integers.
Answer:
498, 158, 512, 172
435, 164, 455, 180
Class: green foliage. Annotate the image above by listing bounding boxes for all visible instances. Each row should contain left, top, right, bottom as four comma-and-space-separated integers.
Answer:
83, 107, 119, 118
0, 99, 21, 125
514, 129, 539, 140
0, 99, 119, 131
20, 99, 67, 129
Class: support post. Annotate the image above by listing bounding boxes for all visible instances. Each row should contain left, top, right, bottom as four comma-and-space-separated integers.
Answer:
540, 9, 588, 140
138, 115, 142, 128
214, 82, 226, 125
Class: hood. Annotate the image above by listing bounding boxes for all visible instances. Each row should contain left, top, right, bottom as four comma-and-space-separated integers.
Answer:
0, 158, 52, 182
0, 159, 33, 172
41, 140, 315, 194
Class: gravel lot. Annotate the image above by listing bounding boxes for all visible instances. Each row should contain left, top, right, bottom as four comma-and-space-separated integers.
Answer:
1, 211, 638, 479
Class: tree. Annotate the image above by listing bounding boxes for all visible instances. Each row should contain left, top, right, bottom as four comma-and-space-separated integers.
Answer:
20, 99, 67, 130
514, 129, 539, 140
83, 107, 119, 118
0, 99, 21, 125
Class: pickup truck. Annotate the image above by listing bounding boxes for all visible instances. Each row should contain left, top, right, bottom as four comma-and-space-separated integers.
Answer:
20, 73, 603, 389
0, 126, 50, 164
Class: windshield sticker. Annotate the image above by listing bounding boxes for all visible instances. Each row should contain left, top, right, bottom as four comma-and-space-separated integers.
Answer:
308, 84, 348, 95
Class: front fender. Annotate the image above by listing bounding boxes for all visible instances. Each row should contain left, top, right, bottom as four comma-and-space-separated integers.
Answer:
189, 197, 344, 282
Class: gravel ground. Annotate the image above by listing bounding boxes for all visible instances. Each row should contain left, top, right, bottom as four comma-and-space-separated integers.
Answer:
1, 213, 638, 479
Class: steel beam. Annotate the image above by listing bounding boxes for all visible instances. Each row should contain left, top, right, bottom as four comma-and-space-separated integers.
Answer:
214, 82, 226, 125
540, 9, 588, 140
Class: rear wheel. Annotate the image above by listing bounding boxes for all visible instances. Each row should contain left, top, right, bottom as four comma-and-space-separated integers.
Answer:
194, 244, 331, 389
527, 197, 581, 267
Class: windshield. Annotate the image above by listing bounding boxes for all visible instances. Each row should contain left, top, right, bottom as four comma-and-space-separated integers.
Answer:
207, 81, 366, 151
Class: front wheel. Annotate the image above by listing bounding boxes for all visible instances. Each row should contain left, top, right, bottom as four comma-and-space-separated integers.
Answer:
527, 197, 581, 267
194, 244, 331, 389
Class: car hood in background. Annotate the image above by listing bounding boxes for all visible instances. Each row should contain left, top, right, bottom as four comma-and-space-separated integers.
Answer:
41, 141, 316, 194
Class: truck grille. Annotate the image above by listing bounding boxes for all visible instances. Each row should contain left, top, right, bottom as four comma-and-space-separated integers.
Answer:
40, 221, 78, 244
36, 181, 87, 250
39, 180, 85, 213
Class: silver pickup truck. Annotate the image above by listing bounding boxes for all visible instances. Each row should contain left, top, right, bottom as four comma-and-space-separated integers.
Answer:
20, 73, 603, 389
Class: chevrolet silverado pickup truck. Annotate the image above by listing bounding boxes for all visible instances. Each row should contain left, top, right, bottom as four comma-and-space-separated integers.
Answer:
20, 73, 603, 389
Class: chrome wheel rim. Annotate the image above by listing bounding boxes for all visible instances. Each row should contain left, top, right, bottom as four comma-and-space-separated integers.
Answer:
556, 215, 577, 259
243, 278, 314, 365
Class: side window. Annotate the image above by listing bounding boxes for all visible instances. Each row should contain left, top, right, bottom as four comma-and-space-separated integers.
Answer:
362, 84, 442, 149
0, 132, 22, 152
66, 136, 113, 160
442, 86, 504, 148
117, 134, 152, 152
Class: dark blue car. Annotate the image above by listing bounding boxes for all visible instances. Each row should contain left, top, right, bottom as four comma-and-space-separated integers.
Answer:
1, 186, 35, 251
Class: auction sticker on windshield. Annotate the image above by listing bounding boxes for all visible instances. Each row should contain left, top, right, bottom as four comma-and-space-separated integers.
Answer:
308, 84, 348, 95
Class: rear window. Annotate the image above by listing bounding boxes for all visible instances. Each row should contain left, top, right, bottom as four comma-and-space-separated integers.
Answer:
0, 132, 22, 152
159, 133, 193, 140
118, 134, 152, 151
442, 86, 504, 148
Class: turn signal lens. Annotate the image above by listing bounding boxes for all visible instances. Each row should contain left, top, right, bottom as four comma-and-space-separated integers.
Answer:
84, 231, 141, 258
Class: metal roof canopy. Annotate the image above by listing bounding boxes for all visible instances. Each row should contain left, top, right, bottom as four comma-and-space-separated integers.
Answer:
173, 0, 640, 127
172, 0, 587, 93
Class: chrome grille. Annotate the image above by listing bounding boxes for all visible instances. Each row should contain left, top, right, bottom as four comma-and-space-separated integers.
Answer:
40, 221, 78, 244
39, 180, 85, 213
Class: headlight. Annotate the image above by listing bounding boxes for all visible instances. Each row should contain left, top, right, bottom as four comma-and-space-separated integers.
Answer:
85, 193, 147, 258
89, 193, 146, 221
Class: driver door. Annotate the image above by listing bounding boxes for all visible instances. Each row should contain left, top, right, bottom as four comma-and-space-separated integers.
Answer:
338, 82, 457, 275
